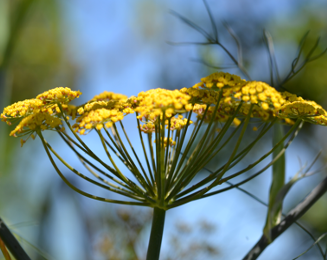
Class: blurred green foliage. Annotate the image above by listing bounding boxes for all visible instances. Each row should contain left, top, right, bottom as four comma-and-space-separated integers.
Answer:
270, 7, 327, 106
0, 0, 77, 258
0, 0, 77, 174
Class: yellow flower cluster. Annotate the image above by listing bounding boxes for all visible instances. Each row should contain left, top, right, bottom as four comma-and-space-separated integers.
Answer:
133, 89, 194, 133
139, 122, 156, 134
72, 92, 135, 134
134, 89, 193, 121
189, 72, 327, 125
78, 100, 127, 115
73, 108, 124, 134
277, 92, 327, 125
37, 87, 81, 104
238, 82, 283, 108
89, 91, 128, 102
194, 71, 246, 89
1, 99, 43, 120
188, 73, 281, 122
2, 72, 327, 145
181, 88, 220, 105
10, 113, 63, 137
1, 87, 81, 142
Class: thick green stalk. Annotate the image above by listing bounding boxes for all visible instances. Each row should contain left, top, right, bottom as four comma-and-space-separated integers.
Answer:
263, 123, 285, 240
146, 207, 166, 260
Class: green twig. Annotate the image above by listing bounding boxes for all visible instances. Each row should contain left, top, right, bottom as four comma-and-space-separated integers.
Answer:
243, 175, 327, 260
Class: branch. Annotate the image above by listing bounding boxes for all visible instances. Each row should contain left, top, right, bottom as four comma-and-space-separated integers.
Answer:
243, 175, 327, 260
0, 217, 31, 260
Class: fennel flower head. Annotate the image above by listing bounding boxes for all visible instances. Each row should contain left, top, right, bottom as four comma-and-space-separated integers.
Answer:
2, 72, 326, 209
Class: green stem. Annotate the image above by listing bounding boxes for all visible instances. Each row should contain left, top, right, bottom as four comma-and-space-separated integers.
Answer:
146, 207, 166, 260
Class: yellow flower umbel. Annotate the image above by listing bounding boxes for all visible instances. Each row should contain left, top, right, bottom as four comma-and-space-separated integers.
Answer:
2, 73, 327, 205
2, 72, 327, 260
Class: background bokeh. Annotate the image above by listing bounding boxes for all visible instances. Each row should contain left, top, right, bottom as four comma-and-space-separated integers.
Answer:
0, 0, 327, 259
